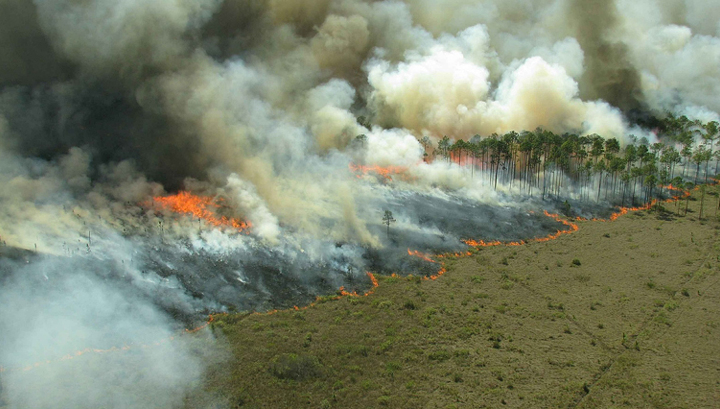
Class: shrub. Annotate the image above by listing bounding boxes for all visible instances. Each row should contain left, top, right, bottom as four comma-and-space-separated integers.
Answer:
571, 259, 581, 266
470, 275, 485, 284
403, 300, 417, 310
428, 350, 451, 361
268, 354, 323, 381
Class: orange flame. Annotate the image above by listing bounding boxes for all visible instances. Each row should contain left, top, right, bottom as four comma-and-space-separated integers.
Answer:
152, 191, 251, 232
257, 272, 380, 316
463, 239, 503, 247
349, 164, 407, 181
407, 249, 437, 263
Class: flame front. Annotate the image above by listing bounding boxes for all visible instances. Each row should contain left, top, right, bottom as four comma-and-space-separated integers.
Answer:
349, 164, 407, 181
407, 249, 437, 263
152, 191, 251, 232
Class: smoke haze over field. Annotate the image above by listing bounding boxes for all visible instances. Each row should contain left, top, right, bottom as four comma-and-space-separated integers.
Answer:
2, 0, 720, 407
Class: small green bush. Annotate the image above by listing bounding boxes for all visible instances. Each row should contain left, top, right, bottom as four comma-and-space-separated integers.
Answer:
428, 350, 451, 361
403, 300, 417, 310
571, 259, 581, 266
268, 354, 323, 381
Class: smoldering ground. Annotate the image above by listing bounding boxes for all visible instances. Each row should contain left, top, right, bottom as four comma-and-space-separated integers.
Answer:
2, 0, 720, 408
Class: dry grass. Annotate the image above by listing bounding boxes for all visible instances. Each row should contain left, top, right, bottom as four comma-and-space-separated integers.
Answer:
188, 185, 720, 409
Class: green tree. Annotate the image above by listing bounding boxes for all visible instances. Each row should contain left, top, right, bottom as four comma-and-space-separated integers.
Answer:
590, 135, 605, 163
382, 210, 396, 236
692, 145, 712, 184
594, 160, 606, 202
702, 121, 718, 181
437, 136, 452, 162
420, 136, 433, 161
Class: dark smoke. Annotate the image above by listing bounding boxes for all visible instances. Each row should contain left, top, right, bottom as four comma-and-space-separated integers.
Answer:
0, 1, 72, 86
568, 0, 642, 111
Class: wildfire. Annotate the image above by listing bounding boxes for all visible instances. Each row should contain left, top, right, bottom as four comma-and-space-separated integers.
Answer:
1, 271, 386, 374
10, 184, 700, 375
436, 251, 473, 259
462, 212, 578, 249
276, 272, 379, 314
424, 267, 447, 281
407, 249, 437, 263
151, 191, 251, 232
463, 239, 503, 247
574, 185, 692, 223
0, 314, 220, 374
349, 163, 407, 181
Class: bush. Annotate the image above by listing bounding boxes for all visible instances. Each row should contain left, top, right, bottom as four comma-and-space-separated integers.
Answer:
403, 300, 417, 310
571, 259, 581, 266
268, 354, 323, 381
428, 350, 451, 361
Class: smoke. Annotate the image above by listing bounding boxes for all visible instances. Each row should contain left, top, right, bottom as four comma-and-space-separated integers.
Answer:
0, 255, 211, 409
2, 0, 720, 406
567, 0, 642, 110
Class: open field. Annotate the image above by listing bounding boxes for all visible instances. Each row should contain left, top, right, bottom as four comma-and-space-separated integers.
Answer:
188, 185, 720, 409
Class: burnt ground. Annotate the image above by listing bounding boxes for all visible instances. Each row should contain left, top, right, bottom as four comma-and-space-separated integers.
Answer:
186, 185, 720, 408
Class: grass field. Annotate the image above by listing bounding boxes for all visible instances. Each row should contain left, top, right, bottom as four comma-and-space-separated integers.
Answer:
186, 184, 720, 409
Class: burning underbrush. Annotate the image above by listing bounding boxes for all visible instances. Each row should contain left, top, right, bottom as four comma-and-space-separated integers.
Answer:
0, 185, 575, 326
137, 187, 570, 317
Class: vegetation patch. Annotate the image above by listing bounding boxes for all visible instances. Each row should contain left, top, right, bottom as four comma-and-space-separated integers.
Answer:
268, 353, 324, 381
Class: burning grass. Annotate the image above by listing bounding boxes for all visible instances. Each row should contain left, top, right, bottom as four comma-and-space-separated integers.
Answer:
150, 191, 251, 232
349, 164, 408, 181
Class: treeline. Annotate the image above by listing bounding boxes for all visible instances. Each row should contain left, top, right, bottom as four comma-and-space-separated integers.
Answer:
422, 115, 719, 206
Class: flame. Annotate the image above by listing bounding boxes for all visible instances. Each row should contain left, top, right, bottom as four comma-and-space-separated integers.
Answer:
463, 239, 503, 247
573, 185, 692, 223
349, 163, 407, 181
258, 272, 380, 315
436, 251, 473, 259
407, 249, 437, 263
151, 191, 251, 232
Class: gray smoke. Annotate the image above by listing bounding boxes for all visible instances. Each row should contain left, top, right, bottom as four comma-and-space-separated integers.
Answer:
568, 0, 642, 110
0, 254, 212, 409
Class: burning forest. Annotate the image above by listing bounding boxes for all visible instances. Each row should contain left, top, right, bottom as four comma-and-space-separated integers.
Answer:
2, 0, 720, 408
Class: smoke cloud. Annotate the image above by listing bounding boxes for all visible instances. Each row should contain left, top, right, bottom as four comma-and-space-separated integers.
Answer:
2, 0, 720, 406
